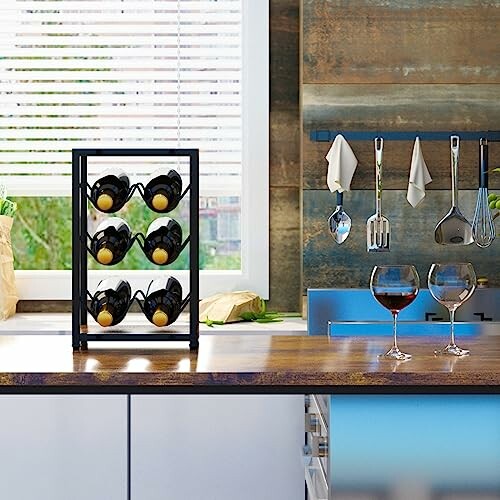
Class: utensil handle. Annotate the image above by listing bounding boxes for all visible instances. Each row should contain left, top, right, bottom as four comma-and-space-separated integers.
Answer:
479, 138, 488, 188
375, 137, 383, 216
450, 135, 459, 207
336, 191, 343, 206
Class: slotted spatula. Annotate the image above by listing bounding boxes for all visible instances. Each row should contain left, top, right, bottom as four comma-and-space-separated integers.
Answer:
367, 137, 390, 252
434, 136, 473, 245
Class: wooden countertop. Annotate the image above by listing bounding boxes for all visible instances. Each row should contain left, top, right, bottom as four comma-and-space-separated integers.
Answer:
0, 330, 499, 394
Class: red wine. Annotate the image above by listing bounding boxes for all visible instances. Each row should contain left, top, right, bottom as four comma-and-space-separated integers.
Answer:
373, 292, 417, 313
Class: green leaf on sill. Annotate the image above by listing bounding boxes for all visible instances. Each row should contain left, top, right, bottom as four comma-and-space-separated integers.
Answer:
239, 304, 301, 324
202, 319, 225, 327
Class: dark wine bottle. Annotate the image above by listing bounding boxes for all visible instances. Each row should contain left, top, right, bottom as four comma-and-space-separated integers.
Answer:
143, 217, 182, 265
90, 217, 132, 265
90, 168, 130, 213
89, 278, 131, 327
143, 277, 183, 327
143, 169, 182, 213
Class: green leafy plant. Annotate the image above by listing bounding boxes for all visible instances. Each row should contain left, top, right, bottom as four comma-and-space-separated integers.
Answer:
489, 168, 500, 221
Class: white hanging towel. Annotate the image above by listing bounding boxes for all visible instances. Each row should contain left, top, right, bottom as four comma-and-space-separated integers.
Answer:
407, 136, 432, 207
325, 134, 358, 193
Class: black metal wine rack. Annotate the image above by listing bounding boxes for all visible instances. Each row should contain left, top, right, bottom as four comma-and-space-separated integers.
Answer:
72, 148, 199, 351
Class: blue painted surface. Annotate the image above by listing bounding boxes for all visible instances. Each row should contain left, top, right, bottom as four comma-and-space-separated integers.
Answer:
327, 321, 480, 338
307, 288, 500, 335
329, 395, 500, 495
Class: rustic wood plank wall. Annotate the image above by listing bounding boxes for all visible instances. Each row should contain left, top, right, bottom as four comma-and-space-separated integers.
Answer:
302, 0, 500, 293
268, 0, 301, 311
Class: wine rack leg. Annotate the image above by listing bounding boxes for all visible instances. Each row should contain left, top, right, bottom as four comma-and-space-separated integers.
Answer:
189, 150, 200, 351
80, 155, 88, 341
72, 150, 81, 350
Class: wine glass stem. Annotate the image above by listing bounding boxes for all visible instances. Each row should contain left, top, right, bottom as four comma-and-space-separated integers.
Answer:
449, 308, 456, 346
392, 312, 398, 350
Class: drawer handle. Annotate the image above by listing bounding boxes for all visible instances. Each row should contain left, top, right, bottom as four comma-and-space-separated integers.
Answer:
311, 436, 328, 458
305, 413, 320, 433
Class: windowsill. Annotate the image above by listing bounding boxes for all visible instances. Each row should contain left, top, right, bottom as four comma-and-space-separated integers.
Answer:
0, 313, 307, 336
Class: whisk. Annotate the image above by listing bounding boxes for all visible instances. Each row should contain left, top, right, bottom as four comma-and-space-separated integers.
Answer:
472, 138, 496, 248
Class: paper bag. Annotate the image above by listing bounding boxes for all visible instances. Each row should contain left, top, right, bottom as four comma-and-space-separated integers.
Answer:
199, 291, 262, 324
0, 215, 18, 320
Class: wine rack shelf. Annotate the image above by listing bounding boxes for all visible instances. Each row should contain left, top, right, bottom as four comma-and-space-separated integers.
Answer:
72, 148, 199, 351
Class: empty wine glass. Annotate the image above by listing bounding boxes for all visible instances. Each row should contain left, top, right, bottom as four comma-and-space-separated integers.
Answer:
370, 265, 420, 360
428, 263, 477, 356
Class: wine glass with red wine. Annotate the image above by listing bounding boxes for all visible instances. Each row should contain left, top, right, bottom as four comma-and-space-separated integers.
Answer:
370, 265, 420, 360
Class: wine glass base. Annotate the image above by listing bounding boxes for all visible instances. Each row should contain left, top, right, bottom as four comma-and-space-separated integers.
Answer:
434, 344, 470, 357
378, 346, 412, 361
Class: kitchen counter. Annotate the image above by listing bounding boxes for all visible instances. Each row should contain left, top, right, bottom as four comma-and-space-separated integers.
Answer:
0, 328, 499, 393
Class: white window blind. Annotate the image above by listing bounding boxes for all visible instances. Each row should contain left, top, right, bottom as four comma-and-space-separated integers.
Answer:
0, 0, 242, 196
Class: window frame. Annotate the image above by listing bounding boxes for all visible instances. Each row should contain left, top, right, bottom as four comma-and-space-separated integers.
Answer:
9, 0, 269, 300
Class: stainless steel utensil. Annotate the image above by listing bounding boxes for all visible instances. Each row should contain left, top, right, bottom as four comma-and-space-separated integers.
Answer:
434, 136, 473, 245
367, 137, 390, 252
472, 138, 496, 247
328, 191, 352, 244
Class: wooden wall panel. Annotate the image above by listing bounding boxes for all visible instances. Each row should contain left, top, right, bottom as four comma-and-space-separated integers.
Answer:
292, 0, 500, 300
269, 0, 301, 311
302, 84, 500, 190
303, 190, 500, 291
303, 84, 500, 131
301, 0, 500, 292
303, 133, 500, 191
303, 0, 500, 84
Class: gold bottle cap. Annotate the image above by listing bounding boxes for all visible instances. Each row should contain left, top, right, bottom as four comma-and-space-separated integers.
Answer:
152, 309, 168, 327
97, 310, 113, 327
152, 193, 169, 211
152, 247, 168, 265
477, 277, 489, 286
96, 193, 113, 211
97, 248, 114, 265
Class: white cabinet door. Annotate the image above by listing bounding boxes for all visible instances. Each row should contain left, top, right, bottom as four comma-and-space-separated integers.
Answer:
0, 395, 127, 500
132, 395, 304, 500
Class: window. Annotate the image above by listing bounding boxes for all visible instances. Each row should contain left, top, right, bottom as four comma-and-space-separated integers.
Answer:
0, 0, 269, 299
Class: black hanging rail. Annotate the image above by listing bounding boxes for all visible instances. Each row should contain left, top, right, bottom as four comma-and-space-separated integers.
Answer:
310, 130, 500, 142
72, 148, 199, 351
